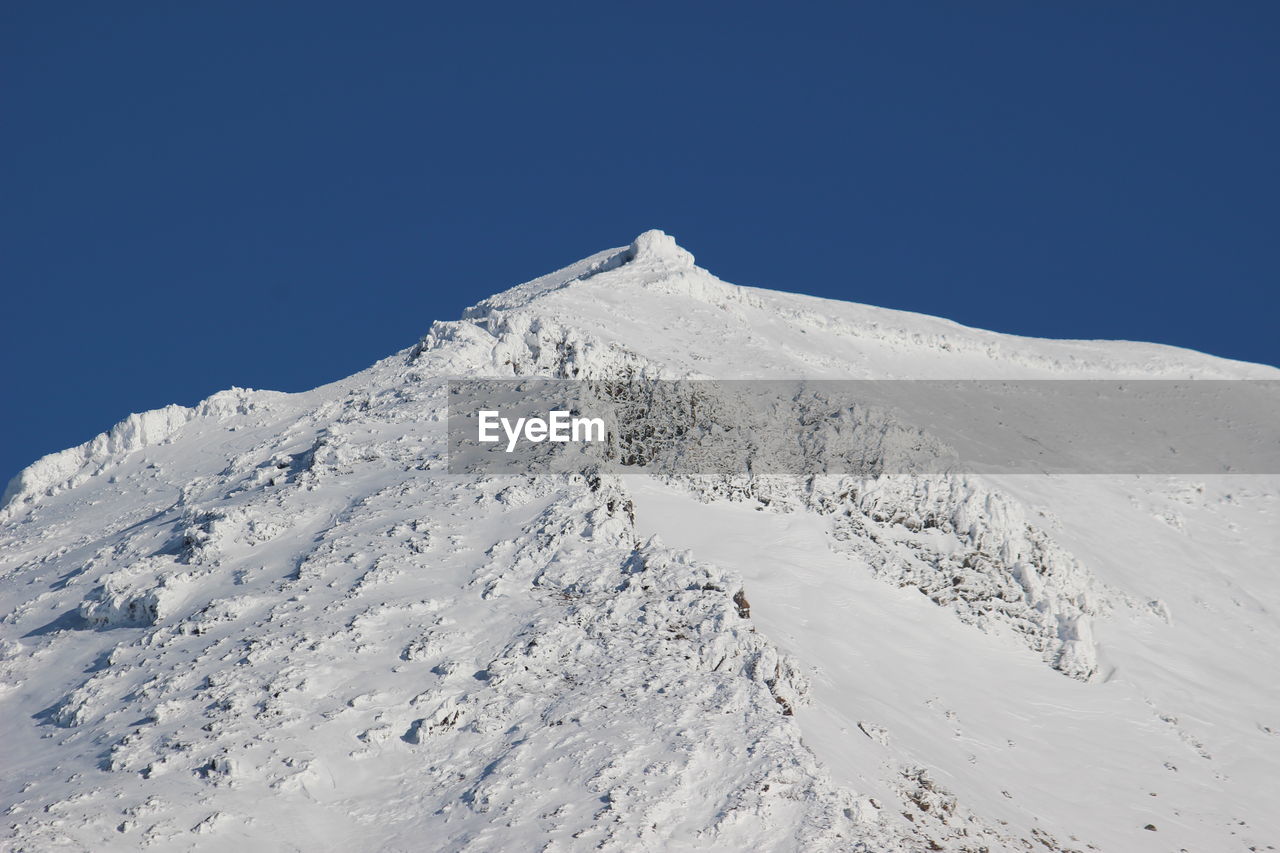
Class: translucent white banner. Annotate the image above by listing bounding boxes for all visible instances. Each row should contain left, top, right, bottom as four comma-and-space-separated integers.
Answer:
447, 380, 1280, 475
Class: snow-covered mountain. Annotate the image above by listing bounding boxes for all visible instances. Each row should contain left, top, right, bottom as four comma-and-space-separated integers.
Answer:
3, 231, 1277, 852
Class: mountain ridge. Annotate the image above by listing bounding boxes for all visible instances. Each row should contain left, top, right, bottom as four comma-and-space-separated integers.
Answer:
8, 229, 1275, 521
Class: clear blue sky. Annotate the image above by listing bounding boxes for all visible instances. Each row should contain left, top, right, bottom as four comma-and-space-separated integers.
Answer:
3, 2, 1277, 483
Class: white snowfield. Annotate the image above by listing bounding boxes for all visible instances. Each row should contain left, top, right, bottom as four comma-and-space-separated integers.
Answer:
2, 230, 1277, 852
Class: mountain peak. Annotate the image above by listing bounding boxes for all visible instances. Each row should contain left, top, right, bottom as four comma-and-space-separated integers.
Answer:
4, 232, 1280, 852
624, 229, 695, 271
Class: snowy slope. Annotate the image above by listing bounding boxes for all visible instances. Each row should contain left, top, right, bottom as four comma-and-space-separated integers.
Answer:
2, 231, 1277, 852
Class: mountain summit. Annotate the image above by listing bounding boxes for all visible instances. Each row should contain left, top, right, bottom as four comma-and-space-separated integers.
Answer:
625, 228, 697, 269
2, 235, 1277, 852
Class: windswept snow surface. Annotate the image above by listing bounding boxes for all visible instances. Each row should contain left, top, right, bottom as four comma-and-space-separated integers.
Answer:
2, 231, 1278, 852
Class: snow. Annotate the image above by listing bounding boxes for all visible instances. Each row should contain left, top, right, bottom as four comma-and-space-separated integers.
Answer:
1, 232, 1277, 851
628, 474, 1280, 851
624, 228, 697, 271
